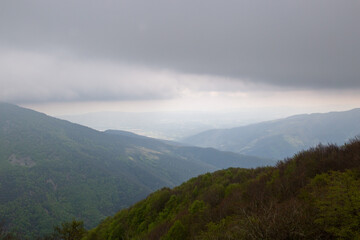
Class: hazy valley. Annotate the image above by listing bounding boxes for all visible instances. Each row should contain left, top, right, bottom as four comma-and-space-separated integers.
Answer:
59, 110, 285, 141
183, 109, 360, 160
1, 1, 359, 238
2, 103, 360, 239
0, 103, 270, 238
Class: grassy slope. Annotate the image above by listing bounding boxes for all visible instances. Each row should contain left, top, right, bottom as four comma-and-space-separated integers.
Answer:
85, 139, 360, 240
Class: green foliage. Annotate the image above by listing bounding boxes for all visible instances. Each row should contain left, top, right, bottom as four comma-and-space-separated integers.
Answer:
310, 170, 360, 239
201, 184, 225, 207
189, 200, 207, 215
53, 219, 86, 240
162, 220, 187, 240
3, 104, 360, 239
38, 219, 86, 240
1, 103, 258, 238
83, 139, 360, 240
0, 220, 19, 240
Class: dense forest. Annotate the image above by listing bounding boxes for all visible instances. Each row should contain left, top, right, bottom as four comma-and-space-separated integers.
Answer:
0, 103, 268, 238
82, 139, 360, 239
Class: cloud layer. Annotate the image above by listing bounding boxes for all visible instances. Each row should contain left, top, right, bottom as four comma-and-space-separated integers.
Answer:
1, 0, 360, 103
0, 49, 183, 103
0, 48, 256, 103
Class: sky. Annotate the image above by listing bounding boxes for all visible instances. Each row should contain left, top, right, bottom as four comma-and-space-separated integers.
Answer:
1, 0, 360, 117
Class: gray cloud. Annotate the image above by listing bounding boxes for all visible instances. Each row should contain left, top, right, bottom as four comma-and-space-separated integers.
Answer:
1, 0, 359, 95
0, 49, 181, 103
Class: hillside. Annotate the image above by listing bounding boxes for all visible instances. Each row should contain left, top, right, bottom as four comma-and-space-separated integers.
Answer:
182, 109, 360, 159
104, 130, 270, 170
0, 103, 269, 238
84, 139, 360, 240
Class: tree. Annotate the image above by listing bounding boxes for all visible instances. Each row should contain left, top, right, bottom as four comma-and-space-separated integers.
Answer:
52, 219, 86, 240
311, 170, 360, 239
162, 220, 187, 240
0, 220, 19, 240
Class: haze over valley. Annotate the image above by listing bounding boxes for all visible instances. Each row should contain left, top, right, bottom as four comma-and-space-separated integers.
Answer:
59, 109, 297, 140
183, 108, 360, 160
1, 0, 360, 239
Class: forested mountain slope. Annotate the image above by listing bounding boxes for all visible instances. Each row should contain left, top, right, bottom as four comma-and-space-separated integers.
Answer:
85, 139, 360, 240
104, 130, 270, 170
183, 109, 360, 160
0, 103, 268, 238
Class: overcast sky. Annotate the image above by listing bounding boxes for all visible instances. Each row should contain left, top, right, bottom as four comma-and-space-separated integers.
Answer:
1, 0, 360, 116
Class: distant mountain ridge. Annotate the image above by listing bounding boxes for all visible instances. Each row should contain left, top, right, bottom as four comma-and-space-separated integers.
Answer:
182, 108, 360, 160
0, 103, 270, 238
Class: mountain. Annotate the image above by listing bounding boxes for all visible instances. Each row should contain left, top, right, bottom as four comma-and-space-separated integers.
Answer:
182, 108, 360, 160
83, 139, 360, 240
0, 103, 269, 238
104, 130, 270, 170
59, 110, 280, 140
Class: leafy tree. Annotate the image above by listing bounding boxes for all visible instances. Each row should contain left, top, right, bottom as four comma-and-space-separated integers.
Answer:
311, 170, 360, 239
189, 200, 207, 215
51, 219, 86, 240
162, 220, 187, 240
0, 220, 18, 240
